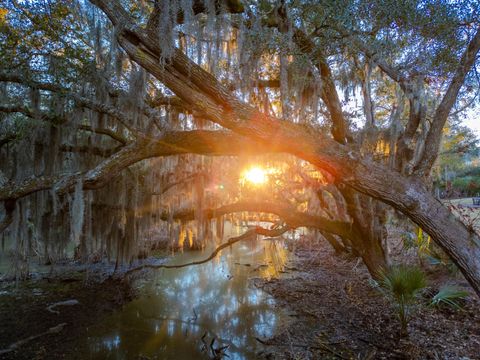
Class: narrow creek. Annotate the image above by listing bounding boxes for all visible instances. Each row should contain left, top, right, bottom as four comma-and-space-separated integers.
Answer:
83, 224, 291, 359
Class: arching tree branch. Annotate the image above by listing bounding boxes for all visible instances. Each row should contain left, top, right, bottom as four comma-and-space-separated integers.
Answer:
0, 130, 278, 203
76, 125, 128, 145
160, 200, 352, 240
0, 71, 143, 136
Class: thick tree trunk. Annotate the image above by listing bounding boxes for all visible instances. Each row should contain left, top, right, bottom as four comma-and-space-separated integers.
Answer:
340, 189, 388, 278
320, 232, 346, 255
349, 227, 388, 279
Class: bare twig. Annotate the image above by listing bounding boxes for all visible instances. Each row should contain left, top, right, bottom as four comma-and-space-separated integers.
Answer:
124, 229, 259, 276
0, 323, 67, 355
46, 299, 80, 314
124, 225, 290, 276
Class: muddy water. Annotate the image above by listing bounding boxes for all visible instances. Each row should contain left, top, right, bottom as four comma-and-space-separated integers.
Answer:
85, 225, 290, 359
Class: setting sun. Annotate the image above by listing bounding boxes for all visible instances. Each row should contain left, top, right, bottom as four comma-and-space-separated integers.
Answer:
242, 166, 268, 185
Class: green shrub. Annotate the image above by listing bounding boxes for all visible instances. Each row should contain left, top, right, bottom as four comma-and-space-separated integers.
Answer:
379, 265, 426, 336
403, 228, 457, 272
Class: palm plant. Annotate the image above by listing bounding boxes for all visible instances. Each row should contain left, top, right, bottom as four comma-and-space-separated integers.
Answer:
379, 265, 426, 337
430, 285, 469, 309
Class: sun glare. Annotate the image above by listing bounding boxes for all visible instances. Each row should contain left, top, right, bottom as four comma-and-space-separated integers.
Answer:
242, 166, 268, 185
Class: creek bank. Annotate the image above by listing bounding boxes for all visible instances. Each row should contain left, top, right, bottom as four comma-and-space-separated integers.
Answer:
0, 258, 164, 359
255, 241, 480, 359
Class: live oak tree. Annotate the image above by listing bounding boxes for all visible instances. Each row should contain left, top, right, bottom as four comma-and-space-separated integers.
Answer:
433, 120, 480, 196
1, 0, 480, 295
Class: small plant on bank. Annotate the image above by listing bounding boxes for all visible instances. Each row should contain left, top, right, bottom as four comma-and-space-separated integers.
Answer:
429, 285, 469, 310
378, 265, 427, 337
402, 228, 458, 273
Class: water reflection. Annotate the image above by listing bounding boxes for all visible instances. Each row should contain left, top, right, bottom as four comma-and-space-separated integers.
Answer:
86, 224, 289, 359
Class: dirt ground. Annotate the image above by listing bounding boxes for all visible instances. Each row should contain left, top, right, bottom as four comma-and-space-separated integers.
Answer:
254, 240, 480, 360
0, 270, 135, 359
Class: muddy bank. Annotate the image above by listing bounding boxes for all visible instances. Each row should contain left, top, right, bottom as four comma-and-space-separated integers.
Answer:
0, 269, 136, 359
255, 242, 480, 359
